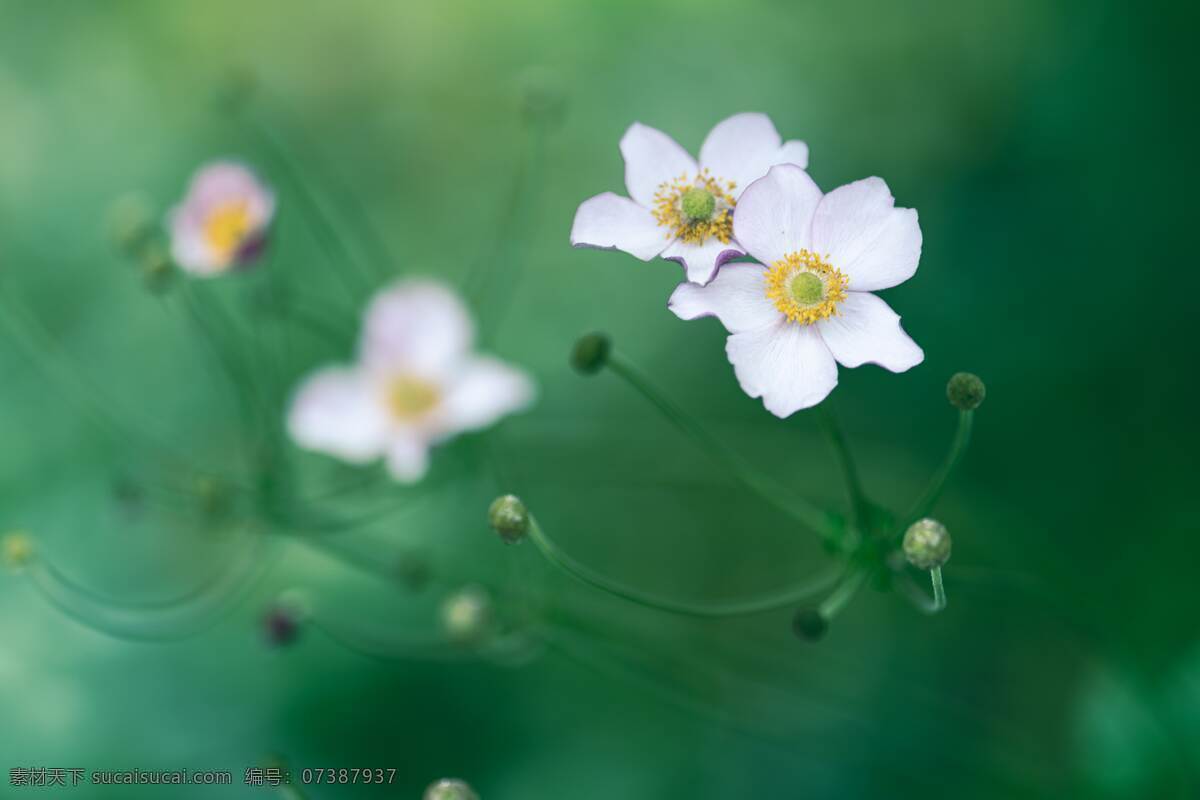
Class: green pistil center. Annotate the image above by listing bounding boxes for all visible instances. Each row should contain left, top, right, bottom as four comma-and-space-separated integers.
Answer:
681, 187, 716, 221
788, 272, 824, 305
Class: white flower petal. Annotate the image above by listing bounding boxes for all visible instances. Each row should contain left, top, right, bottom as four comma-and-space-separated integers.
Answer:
699, 113, 810, 198
570, 192, 667, 261
440, 356, 536, 435
385, 435, 431, 483
288, 367, 390, 462
359, 279, 474, 376
810, 177, 921, 292
668, 262, 780, 333
168, 161, 275, 276
726, 321, 838, 417
661, 237, 744, 285
732, 164, 823, 266
818, 292, 924, 372
620, 122, 698, 208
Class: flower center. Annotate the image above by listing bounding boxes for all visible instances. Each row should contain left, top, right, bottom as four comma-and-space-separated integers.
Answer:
652, 169, 736, 244
385, 375, 441, 421
203, 201, 253, 263
764, 250, 848, 325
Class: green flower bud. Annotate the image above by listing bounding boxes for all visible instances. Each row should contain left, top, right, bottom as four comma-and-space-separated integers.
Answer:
570, 332, 610, 375
946, 372, 986, 411
2, 531, 34, 571
425, 779, 479, 800
440, 586, 493, 644
903, 518, 952, 570
488, 495, 528, 544
792, 608, 828, 641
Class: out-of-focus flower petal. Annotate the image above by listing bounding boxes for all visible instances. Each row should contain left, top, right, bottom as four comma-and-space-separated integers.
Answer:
168, 161, 274, 276
810, 177, 921, 292
620, 122, 698, 208
732, 164, 822, 266
570, 192, 668, 261
359, 279, 474, 377
726, 321, 838, 417
287, 367, 390, 462
440, 357, 536, 436
385, 435, 431, 483
668, 262, 780, 333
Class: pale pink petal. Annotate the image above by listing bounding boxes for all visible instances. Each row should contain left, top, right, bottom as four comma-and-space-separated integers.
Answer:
385, 435, 431, 483
168, 161, 274, 275
287, 367, 390, 463
620, 122, 698, 208
661, 237, 745, 285
439, 357, 536, 436
810, 177, 921, 291
774, 140, 810, 170
818, 292, 923, 372
726, 321, 838, 417
732, 164, 822, 266
668, 262, 780, 333
359, 280, 474, 377
570, 192, 668, 261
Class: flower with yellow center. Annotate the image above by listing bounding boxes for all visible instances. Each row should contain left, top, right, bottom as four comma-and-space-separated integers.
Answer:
669, 164, 925, 417
168, 161, 275, 276
289, 280, 536, 483
571, 113, 809, 285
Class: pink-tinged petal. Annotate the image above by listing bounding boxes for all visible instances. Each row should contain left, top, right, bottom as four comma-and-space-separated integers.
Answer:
668, 262, 780, 333
440, 356, 536, 436
810, 177, 921, 291
168, 160, 275, 276
661, 237, 744, 285
732, 164, 823, 266
726, 321, 838, 417
385, 435, 430, 483
359, 279, 474, 377
570, 192, 667, 261
287, 367, 390, 463
818, 292, 923, 372
620, 122, 698, 208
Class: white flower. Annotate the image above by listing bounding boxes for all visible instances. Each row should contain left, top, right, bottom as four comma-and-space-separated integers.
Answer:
167, 161, 275, 276
570, 113, 808, 285
668, 164, 924, 417
288, 280, 536, 483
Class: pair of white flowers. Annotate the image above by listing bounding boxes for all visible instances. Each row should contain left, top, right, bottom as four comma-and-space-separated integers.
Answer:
167, 163, 535, 483
571, 113, 924, 417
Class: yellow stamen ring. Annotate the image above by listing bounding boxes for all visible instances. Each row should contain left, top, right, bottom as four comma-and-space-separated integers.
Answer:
652, 169, 736, 245
385, 375, 441, 421
764, 250, 848, 325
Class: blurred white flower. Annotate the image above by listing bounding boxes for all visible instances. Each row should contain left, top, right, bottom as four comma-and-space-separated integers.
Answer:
288, 280, 535, 483
669, 164, 923, 417
167, 161, 275, 276
571, 113, 808, 285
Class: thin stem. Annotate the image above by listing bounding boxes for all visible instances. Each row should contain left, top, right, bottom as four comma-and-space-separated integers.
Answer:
525, 515, 842, 618
605, 350, 837, 543
817, 403, 871, 531
899, 409, 974, 534
818, 568, 869, 620
895, 566, 948, 615
931, 566, 946, 610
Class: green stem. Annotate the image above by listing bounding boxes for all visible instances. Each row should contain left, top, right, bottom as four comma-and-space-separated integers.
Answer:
526, 516, 842, 618
817, 403, 872, 532
605, 351, 837, 544
895, 566, 948, 615
900, 409, 974, 533
818, 568, 869, 620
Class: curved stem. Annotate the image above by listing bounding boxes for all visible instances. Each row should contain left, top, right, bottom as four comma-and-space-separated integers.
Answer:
896, 566, 948, 615
899, 409, 974, 533
818, 567, 869, 620
817, 403, 871, 532
526, 515, 842, 618
605, 351, 837, 544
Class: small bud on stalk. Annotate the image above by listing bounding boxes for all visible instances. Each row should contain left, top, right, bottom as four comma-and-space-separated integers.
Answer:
488, 495, 529, 544
425, 778, 479, 800
262, 590, 310, 647
903, 518, 952, 570
440, 586, 493, 644
792, 608, 828, 642
570, 332, 610, 375
946, 372, 986, 411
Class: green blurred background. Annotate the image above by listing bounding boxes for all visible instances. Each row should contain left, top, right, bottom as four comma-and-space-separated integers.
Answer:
1, 0, 1197, 797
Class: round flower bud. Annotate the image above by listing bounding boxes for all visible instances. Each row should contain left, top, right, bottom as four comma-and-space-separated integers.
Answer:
440, 586, 493, 644
946, 372, 986, 411
792, 608, 828, 642
903, 518, 952, 570
488, 495, 529, 544
570, 332, 611, 375
425, 778, 479, 800
2, 532, 34, 571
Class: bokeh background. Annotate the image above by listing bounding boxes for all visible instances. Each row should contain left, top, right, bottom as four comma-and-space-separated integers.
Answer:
1, 0, 1197, 797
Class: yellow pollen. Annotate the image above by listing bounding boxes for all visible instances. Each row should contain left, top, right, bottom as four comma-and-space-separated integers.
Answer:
765, 250, 848, 325
385, 375, 440, 421
203, 201, 253, 264
652, 168, 736, 245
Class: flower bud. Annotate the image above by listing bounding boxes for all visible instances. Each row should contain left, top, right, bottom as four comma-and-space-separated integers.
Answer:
792, 608, 828, 642
424, 779, 479, 800
946, 372, 985, 411
903, 518, 952, 570
262, 590, 309, 647
488, 495, 528, 544
2, 531, 34, 571
440, 586, 493, 644
570, 332, 610, 375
